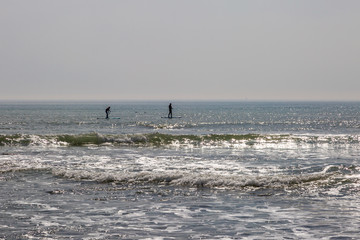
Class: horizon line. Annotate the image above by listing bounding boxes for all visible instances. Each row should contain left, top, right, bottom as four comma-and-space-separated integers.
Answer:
1, 99, 360, 103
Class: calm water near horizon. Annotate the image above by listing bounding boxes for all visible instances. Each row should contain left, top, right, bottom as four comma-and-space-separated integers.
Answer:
1, 101, 360, 239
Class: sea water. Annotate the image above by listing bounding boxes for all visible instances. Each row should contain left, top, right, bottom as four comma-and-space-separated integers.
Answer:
1, 101, 360, 239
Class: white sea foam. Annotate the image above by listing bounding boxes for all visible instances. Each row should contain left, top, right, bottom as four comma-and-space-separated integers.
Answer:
50, 166, 344, 192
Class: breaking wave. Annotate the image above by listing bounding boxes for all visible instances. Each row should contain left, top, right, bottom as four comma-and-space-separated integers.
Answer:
1, 133, 360, 148
51, 164, 360, 191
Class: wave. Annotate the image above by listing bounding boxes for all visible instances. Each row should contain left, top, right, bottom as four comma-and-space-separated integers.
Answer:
1, 132, 360, 148
51, 164, 359, 191
135, 121, 197, 130
1, 157, 359, 192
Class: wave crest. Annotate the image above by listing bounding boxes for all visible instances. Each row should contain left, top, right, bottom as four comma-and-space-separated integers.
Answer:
1, 133, 360, 148
52, 168, 348, 190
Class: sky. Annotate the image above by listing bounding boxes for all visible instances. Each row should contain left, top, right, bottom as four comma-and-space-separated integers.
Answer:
1, 0, 360, 101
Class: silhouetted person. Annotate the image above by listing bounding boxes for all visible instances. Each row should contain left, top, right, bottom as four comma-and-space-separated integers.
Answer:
168, 103, 173, 118
105, 106, 111, 119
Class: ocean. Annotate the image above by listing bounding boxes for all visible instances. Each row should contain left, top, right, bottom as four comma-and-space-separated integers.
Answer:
1, 101, 360, 239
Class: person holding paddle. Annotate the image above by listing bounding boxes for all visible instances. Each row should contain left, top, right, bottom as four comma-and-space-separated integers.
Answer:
168, 103, 173, 118
105, 106, 111, 119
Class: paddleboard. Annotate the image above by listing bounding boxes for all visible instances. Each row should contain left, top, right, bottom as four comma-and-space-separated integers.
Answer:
97, 117, 121, 119
161, 116, 182, 119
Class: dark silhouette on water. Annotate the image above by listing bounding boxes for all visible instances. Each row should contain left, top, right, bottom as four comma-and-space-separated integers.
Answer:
105, 106, 111, 119
168, 103, 173, 118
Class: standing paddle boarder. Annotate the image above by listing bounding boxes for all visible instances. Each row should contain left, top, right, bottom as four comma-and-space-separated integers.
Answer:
168, 103, 173, 118
105, 106, 111, 119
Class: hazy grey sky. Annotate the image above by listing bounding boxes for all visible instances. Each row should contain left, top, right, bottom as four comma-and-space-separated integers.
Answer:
1, 0, 360, 101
